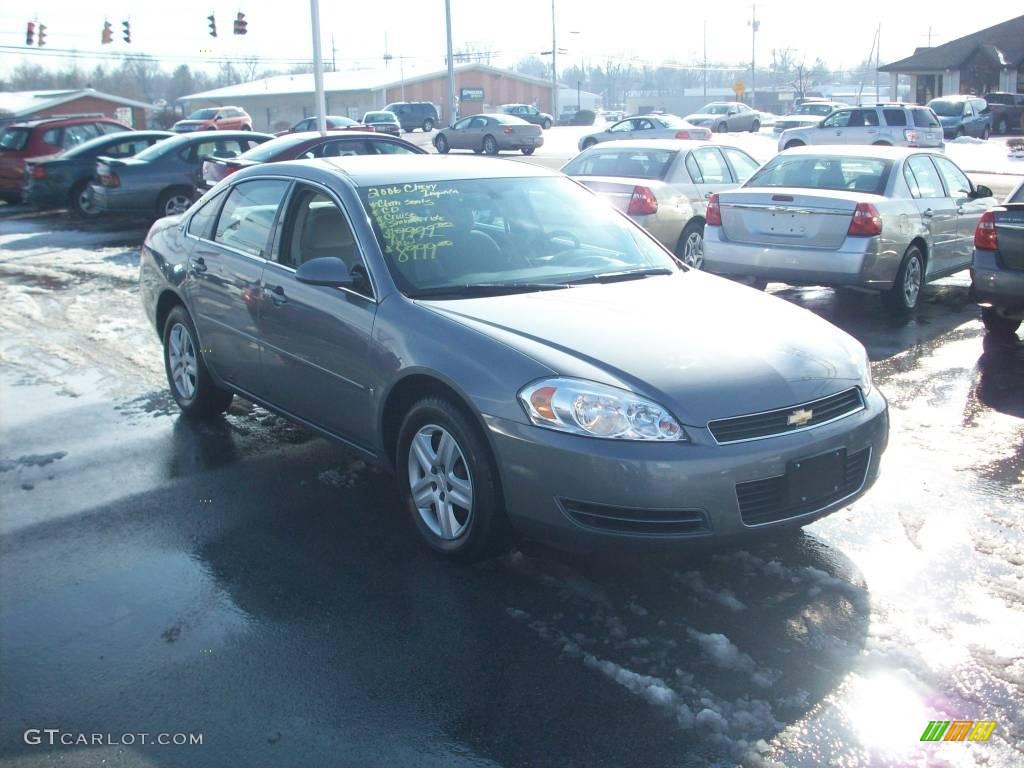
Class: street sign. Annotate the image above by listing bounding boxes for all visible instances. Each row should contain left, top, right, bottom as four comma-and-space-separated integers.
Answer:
733, 80, 746, 98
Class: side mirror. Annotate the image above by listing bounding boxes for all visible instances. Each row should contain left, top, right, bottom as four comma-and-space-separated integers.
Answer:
295, 257, 354, 287
972, 184, 993, 199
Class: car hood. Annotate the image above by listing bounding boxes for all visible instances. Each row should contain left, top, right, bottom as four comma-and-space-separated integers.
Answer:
937, 115, 963, 125
418, 271, 866, 426
685, 113, 720, 122
777, 116, 822, 127
174, 120, 209, 129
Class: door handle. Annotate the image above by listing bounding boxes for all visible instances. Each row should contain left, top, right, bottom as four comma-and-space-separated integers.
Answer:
265, 284, 287, 306
191, 256, 207, 273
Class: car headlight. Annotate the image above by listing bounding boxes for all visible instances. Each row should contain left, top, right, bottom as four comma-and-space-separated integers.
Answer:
518, 378, 688, 441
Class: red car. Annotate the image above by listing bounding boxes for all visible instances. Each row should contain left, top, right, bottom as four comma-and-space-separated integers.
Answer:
172, 106, 253, 133
274, 115, 375, 136
197, 131, 424, 194
0, 115, 131, 203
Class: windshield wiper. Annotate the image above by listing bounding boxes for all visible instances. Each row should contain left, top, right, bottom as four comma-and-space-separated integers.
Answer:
566, 267, 673, 285
408, 282, 570, 298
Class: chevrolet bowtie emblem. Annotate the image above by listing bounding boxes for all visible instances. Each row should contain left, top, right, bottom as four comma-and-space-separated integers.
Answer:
787, 408, 814, 426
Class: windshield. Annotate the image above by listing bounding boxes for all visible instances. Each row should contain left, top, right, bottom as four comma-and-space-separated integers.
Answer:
327, 116, 357, 126
133, 135, 189, 161
359, 176, 677, 296
187, 109, 218, 120
746, 155, 892, 194
700, 104, 731, 115
563, 148, 678, 180
796, 103, 835, 116
364, 112, 395, 122
236, 134, 309, 161
928, 100, 964, 117
0, 127, 30, 151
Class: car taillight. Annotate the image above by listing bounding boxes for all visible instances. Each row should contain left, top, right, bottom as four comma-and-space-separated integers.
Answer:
503, 127, 513, 135
974, 210, 998, 250
31, 165, 46, 179
903, 128, 919, 144
223, 162, 241, 177
705, 193, 722, 226
674, 130, 691, 139
627, 186, 658, 216
848, 202, 882, 236
99, 173, 120, 188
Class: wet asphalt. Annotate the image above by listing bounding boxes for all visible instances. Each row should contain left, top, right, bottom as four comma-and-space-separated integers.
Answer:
0, 200, 1022, 767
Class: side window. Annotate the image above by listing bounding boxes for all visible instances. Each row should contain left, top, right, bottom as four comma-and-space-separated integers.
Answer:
42, 128, 62, 146
97, 122, 126, 135
214, 179, 290, 258
453, 117, 473, 130
193, 141, 218, 161
692, 147, 732, 184
216, 139, 245, 156
608, 120, 633, 133
187, 191, 224, 240
63, 124, 99, 149
882, 109, 907, 126
932, 156, 971, 199
278, 185, 362, 275
315, 140, 369, 157
822, 110, 851, 128
722, 148, 759, 184
373, 141, 419, 155
636, 119, 655, 131
469, 117, 487, 129
106, 140, 143, 157
904, 156, 944, 199
684, 153, 703, 183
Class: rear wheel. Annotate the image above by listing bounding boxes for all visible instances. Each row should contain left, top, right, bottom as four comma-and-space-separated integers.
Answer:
542, 118, 552, 130
157, 187, 193, 218
521, 147, 535, 155
675, 220, 705, 269
717, 121, 728, 133
750, 120, 760, 133
69, 180, 99, 217
996, 116, 1009, 135
872, 140, 892, 146
981, 307, 1021, 336
981, 125, 991, 140
435, 134, 450, 154
882, 245, 925, 316
397, 397, 508, 562
784, 139, 804, 150
423, 118, 435, 132
162, 306, 233, 418
482, 135, 499, 155
582, 137, 598, 149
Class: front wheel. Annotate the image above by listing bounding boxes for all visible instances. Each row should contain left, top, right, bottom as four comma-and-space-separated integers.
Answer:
981, 307, 1021, 336
422, 118, 434, 132
435, 134, 450, 154
675, 220, 705, 269
162, 306, 233, 418
521, 147, 535, 155
397, 397, 508, 562
750, 120, 760, 133
717, 121, 728, 133
157, 188, 193, 218
882, 246, 925, 316
482, 135, 499, 155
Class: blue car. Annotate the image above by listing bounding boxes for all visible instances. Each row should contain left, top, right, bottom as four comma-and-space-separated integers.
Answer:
89, 130, 272, 218
23, 130, 174, 216
928, 96, 992, 140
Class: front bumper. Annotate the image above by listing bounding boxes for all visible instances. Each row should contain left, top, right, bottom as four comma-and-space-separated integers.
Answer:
972, 249, 1024, 311
484, 388, 888, 551
702, 227, 900, 289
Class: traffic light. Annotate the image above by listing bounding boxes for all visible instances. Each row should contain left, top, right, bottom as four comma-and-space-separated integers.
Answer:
233, 11, 247, 35
25, 21, 34, 45
207, 14, 217, 37
37, 23, 46, 47
122, 20, 130, 43
102, 21, 112, 45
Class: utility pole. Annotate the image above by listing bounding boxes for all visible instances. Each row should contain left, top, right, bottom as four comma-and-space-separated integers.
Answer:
310, 0, 327, 135
551, 0, 558, 119
875, 24, 881, 102
749, 4, 759, 109
703, 19, 707, 100
445, 0, 456, 126
331, 34, 337, 73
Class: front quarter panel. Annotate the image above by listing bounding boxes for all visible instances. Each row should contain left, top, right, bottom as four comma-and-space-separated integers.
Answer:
139, 217, 192, 335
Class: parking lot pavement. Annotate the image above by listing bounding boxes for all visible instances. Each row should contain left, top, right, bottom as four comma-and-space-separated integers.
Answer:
1, 207, 1023, 767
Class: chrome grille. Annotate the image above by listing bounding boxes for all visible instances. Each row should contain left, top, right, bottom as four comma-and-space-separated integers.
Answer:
708, 388, 864, 444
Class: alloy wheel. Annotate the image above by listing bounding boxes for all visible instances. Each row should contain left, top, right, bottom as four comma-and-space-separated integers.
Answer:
407, 424, 473, 540
682, 230, 704, 269
77, 187, 98, 216
167, 323, 198, 400
903, 254, 922, 308
165, 194, 192, 216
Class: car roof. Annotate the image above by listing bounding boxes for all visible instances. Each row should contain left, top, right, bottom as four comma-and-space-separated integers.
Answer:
286, 130, 399, 140
577, 138, 716, 151
258, 155, 558, 187
781, 145, 940, 160
12, 116, 127, 129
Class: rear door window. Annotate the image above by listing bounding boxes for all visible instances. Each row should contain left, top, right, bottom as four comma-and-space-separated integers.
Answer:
62, 123, 100, 149
882, 109, 907, 126
932, 156, 971, 198
721, 148, 759, 183
691, 147, 732, 183
911, 108, 940, 128
0, 127, 30, 151
41, 128, 63, 147
904, 156, 945, 199
214, 179, 290, 258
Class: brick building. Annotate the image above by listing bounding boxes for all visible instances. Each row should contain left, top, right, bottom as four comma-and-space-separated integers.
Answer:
0, 89, 154, 128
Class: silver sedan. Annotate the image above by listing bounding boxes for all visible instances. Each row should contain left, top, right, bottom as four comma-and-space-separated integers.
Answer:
578, 115, 711, 151
562, 139, 760, 266
684, 102, 761, 133
702, 146, 995, 314
433, 114, 543, 155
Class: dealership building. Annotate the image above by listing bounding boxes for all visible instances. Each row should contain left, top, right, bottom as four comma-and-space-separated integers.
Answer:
180, 64, 591, 131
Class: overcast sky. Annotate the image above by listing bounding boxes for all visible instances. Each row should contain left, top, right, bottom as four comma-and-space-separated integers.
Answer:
0, 1, 1018, 77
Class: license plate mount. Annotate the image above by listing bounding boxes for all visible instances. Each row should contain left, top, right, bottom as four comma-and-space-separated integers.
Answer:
785, 448, 845, 508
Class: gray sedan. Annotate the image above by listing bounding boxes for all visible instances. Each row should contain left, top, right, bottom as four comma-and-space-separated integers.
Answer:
562, 139, 760, 266
702, 146, 995, 314
578, 115, 712, 150
685, 102, 761, 133
140, 155, 887, 560
90, 130, 272, 217
433, 114, 543, 155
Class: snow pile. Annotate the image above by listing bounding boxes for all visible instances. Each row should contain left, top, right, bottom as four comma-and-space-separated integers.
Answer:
674, 570, 747, 611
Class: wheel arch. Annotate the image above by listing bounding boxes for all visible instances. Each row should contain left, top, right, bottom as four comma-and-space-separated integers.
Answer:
675, 215, 706, 250
907, 236, 928, 270
155, 289, 186, 340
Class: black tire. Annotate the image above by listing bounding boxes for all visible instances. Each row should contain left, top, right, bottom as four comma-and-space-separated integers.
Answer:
750, 120, 760, 133
482, 135, 499, 155
521, 147, 535, 155
397, 397, 508, 562
981, 307, 1021, 336
435, 134, 450, 154
981, 125, 990, 140
69, 180, 99, 218
423, 118, 434, 132
582, 138, 598, 149
541, 118, 552, 130
996, 117, 1009, 135
675, 219, 705, 269
156, 187, 194, 218
784, 139, 804, 150
717, 121, 728, 133
162, 306, 233, 418
241, 124, 252, 131
882, 245, 925, 316
872, 141, 892, 146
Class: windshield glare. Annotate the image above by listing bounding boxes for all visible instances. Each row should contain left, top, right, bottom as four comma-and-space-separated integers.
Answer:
563, 148, 677, 180
360, 177, 677, 295
700, 104, 730, 114
188, 109, 218, 120
929, 100, 965, 117
746, 155, 892, 194
797, 103, 834, 116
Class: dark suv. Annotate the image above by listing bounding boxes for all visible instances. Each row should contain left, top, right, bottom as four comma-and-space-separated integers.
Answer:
983, 92, 1024, 135
383, 102, 439, 132
0, 114, 131, 203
